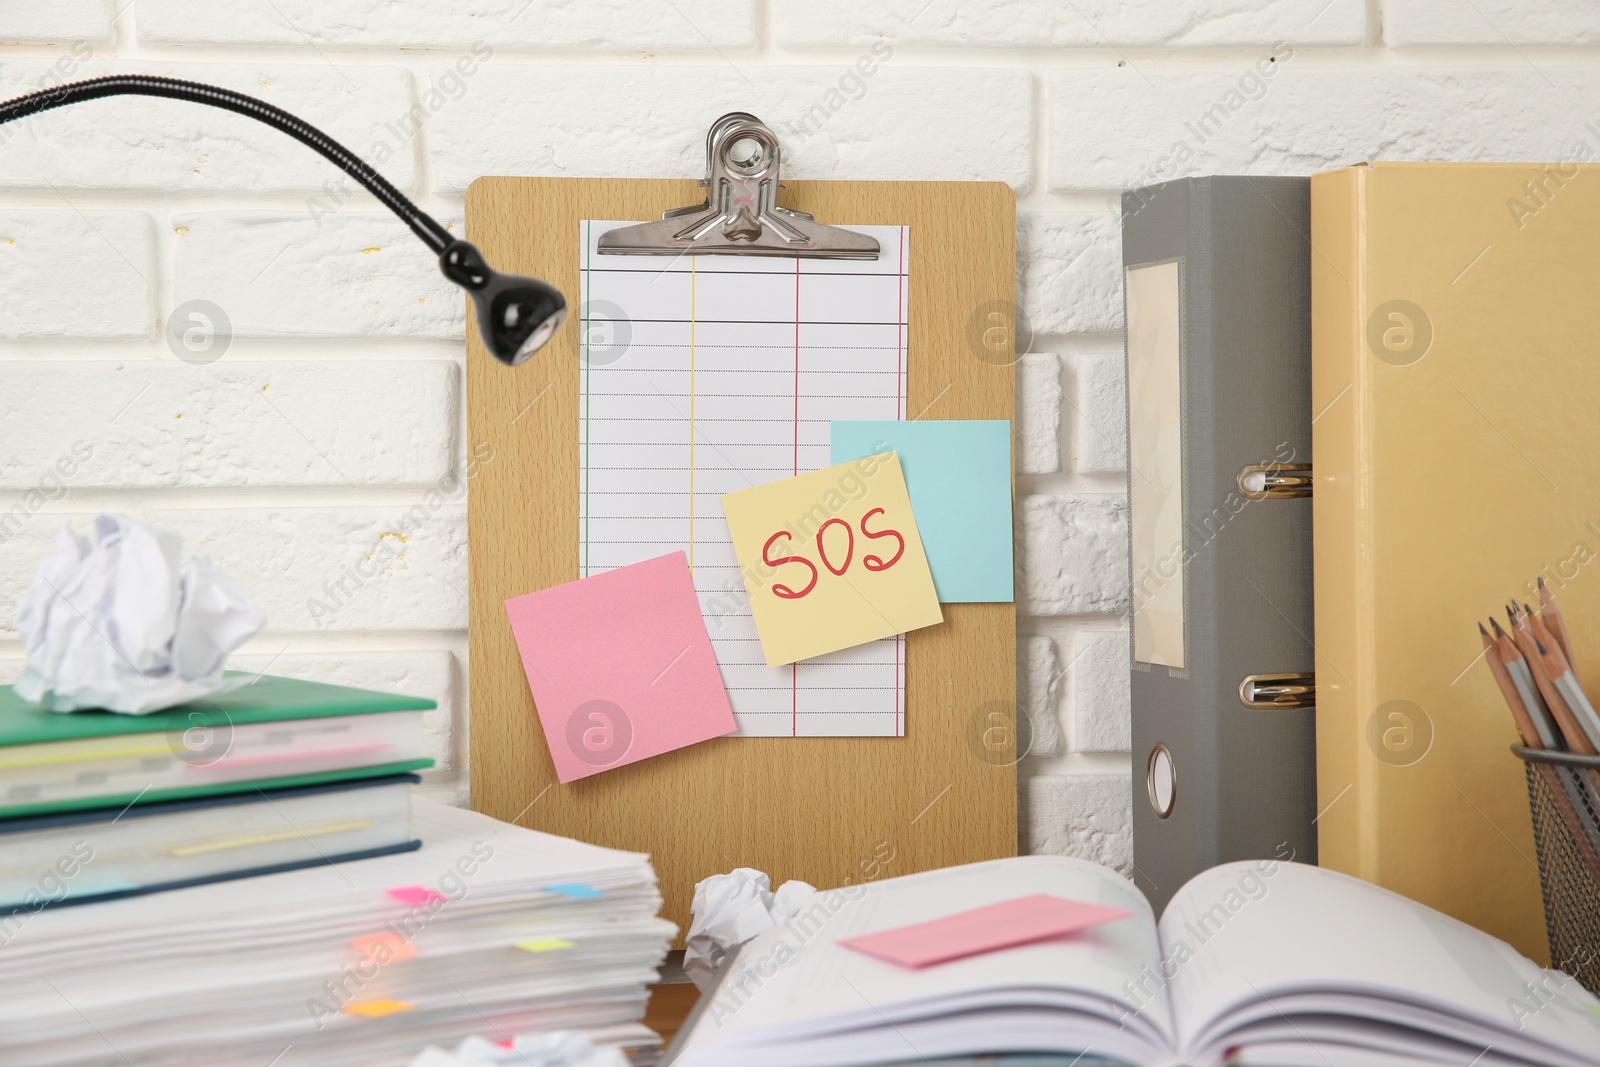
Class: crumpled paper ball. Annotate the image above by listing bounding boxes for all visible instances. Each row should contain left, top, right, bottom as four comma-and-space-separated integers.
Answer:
683, 867, 817, 991
14, 514, 265, 715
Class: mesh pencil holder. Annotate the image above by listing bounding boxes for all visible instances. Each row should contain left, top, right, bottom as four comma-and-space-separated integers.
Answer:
1513, 745, 1600, 995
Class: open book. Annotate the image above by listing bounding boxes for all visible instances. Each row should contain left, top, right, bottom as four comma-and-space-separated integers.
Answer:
669, 855, 1600, 1067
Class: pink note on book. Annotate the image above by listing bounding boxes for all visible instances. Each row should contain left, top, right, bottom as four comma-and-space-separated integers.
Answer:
839, 894, 1133, 968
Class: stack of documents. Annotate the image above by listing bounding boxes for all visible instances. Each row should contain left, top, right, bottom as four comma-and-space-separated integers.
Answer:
0, 799, 674, 1066
0, 674, 437, 907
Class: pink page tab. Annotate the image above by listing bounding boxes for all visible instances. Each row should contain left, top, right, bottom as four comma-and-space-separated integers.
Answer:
839, 894, 1133, 968
504, 551, 736, 783
387, 886, 445, 907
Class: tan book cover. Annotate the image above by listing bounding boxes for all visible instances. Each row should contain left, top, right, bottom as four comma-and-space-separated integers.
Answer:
1311, 160, 1600, 963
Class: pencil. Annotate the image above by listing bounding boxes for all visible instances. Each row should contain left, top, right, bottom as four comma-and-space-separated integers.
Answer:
1525, 603, 1560, 659
1493, 618, 1561, 749
1482, 623, 1543, 748
1527, 605, 1580, 706
1491, 598, 1600, 884
1539, 577, 1579, 686
1535, 637, 1600, 753
1531, 638, 1600, 875
1510, 612, 1597, 756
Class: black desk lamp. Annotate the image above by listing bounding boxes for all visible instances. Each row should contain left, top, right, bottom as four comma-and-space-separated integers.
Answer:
0, 75, 567, 366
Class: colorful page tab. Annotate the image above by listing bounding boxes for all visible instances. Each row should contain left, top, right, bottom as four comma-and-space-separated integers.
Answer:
838, 894, 1133, 968
721, 453, 942, 667
832, 420, 1014, 603
343, 998, 413, 1018
545, 883, 606, 901
505, 551, 736, 783
351, 932, 417, 963
387, 886, 445, 906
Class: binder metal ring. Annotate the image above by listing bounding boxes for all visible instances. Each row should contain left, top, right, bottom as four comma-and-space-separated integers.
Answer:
1239, 673, 1316, 709
1237, 463, 1312, 500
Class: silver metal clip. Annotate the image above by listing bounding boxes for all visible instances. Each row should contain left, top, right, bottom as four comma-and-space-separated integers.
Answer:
1237, 463, 1312, 500
1239, 673, 1316, 710
596, 112, 880, 260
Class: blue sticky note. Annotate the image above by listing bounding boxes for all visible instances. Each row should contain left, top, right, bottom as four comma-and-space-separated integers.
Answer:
831, 420, 1013, 603
544, 883, 606, 901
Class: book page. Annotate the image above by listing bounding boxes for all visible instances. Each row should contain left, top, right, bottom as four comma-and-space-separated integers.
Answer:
1159, 860, 1600, 1066
577, 222, 909, 737
673, 855, 1177, 1067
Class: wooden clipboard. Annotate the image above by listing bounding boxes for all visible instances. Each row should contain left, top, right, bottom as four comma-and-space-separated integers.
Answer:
464, 176, 1018, 939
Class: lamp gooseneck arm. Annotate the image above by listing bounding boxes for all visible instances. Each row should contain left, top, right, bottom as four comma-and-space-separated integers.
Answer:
0, 75, 568, 365
0, 74, 455, 253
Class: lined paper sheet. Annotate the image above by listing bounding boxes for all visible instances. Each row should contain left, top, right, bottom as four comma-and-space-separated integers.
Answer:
578, 221, 909, 737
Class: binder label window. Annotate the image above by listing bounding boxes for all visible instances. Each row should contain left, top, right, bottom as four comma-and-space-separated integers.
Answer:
1127, 259, 1187, 669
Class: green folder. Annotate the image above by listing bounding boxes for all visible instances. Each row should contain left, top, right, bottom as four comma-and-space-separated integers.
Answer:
0, 673, 435, 817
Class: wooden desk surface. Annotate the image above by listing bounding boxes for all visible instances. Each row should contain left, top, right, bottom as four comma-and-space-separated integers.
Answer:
643, 981, 701, 1050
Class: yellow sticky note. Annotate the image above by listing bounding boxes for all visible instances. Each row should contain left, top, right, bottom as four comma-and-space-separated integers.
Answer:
721, 452, 942, 666
343, 998, 413, 1019
514, 938, 575, 953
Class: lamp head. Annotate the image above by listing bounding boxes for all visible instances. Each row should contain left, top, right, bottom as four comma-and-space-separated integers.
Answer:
440, 240, 567, 366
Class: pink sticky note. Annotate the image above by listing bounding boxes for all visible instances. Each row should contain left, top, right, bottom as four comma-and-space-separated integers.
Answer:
839, 894, 1133, 968
387, 886, 445, 906
504, 552, 736, 783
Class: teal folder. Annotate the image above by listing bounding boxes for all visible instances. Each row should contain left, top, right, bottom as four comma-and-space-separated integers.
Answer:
0, 674, 435, 817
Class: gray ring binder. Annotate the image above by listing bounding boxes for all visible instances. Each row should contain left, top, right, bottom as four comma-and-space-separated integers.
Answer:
1124, 176, 1319, 913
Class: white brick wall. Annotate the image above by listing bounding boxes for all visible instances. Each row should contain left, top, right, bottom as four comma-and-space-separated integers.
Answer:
1015, 353, 1062, 475
0, 361, 458, 487
426, 64, 1033, 191
772, 0, 1367, 47
0, 1, 1581, 866
1071, 350, 1127, 475
1019, 211, 1123, 335
173, 213, 464, 339
1070, 631, 1132, 754
1049, 63, 1600, 190
0, 59, 417, 192
0, 2, 112, 44
0, 505, 468, 634
0, 211, 153, 336
135, 0, 758, 49
1018, 635, 1064, 758
1384, 1, 1600, 45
